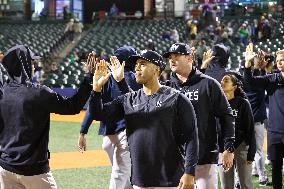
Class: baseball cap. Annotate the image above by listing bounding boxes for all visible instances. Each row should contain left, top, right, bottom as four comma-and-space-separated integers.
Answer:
163, 43, 192, 58
128, 50, 166, 71
114, 46, 137, 64
114, 46, 137, 71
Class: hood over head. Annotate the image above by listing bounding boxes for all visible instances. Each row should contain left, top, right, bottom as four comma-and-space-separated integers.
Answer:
1, 45, 40, 84
210, 43, 230, 68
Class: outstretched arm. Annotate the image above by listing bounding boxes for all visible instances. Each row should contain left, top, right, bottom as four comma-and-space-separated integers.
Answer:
89, 60, 125, 122
243, 43, 284, 88
41, 52, 96, 114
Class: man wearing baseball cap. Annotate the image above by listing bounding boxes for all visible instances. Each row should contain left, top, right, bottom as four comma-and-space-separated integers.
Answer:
78, 46, 141, 189
163, 43, 235, 189
89, 50, 198, 189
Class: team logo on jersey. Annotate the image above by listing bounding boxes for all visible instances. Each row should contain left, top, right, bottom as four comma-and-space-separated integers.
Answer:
232, 109, 238, 117
156, 100, 162, 108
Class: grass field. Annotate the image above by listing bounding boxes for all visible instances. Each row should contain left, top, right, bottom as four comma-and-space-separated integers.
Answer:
49, 121, 112, 189
49, 120, 282, 189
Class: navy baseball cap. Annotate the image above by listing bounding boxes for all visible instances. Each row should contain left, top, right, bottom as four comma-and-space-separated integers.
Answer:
163, 43, 192, 58
128, 50, 166, 71
114, 45, 137, 71
114, 45, 137, 63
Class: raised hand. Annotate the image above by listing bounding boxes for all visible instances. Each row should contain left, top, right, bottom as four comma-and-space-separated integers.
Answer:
201, 49, 215, 69
93, 60, 111, 92
109, 56, 125, 82
245, 43, 256, 68
254, 50, 267, 69
82, 51, 96, 74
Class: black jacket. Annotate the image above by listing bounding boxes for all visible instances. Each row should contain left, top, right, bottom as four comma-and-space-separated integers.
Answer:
165, 68, 235, 164
89, 86, 198, 187
227, 97, 256, 161
0, 45, 92, 176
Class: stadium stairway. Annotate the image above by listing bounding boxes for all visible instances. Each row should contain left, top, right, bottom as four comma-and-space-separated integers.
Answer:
51, 31, 89, 68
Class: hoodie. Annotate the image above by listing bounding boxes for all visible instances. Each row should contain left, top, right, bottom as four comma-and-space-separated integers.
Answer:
227, 97, 256, 161
205, 44, 230, 83
0, 45, 92, 176
165, 68, 235, 164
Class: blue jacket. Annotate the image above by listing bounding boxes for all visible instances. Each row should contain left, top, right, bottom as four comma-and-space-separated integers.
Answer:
204, 61, 227, 83
244, 69, 267, 123
244, 68, 284, 143
80, 70, 141, 135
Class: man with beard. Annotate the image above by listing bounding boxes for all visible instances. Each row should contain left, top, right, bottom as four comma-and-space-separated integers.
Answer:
163, 43, 235, 189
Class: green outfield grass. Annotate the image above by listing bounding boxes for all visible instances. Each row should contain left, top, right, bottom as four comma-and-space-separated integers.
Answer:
49, 121, 102, 152
49, 121, 282, 189
52, 167, 111, 189
50, 121, 112, 188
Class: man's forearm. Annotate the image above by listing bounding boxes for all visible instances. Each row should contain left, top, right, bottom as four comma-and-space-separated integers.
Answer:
117, 78, 133, 94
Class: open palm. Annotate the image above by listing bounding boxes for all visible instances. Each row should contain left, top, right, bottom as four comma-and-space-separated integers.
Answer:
245, 43, 256, 68
93, 60, 111, 91
82, 51, 96, 74
109, 56, 125, 82
201, 49, 215, 69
